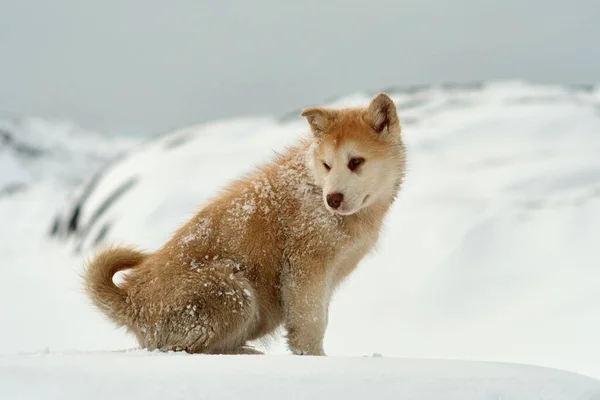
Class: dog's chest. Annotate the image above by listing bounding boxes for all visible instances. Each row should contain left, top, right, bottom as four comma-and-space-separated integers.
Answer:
328, 225, 379, 284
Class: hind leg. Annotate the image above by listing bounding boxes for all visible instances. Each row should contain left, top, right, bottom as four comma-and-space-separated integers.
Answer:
137, 262, 260, 354
210, 345, 264, 355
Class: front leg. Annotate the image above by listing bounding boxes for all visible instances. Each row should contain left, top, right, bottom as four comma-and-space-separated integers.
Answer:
281, 262, 330, 356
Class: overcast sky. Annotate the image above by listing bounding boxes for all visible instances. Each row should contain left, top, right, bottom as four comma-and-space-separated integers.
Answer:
1, 0, 598, 135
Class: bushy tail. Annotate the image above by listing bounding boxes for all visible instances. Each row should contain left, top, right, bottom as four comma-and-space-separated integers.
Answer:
84, 246, 147, 326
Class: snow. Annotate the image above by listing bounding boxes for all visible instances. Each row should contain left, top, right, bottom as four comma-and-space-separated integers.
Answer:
1, 81, 600, 397
1, 353, 599, 400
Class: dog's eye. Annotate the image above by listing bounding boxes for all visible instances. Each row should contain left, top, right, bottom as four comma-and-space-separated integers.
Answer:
348, 157, 365, 171
323, 162, 331, 171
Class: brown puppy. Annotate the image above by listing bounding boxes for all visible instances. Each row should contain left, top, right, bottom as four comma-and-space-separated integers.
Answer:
84, 93, 406, 355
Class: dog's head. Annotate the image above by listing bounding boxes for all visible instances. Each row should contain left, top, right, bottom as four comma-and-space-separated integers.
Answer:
303, 93, 405, 216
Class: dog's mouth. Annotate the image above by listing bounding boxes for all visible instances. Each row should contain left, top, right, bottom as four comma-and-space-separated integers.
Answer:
332, 208, 355, 216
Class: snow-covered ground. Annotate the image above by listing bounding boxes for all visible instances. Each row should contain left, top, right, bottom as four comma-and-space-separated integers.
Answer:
2, 353, 599, 400
1, 81, 600, 398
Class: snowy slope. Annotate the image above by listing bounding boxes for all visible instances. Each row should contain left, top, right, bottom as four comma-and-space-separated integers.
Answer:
2, 353, 599, 400
0, 115, 136, 190
1, 81, 600, 397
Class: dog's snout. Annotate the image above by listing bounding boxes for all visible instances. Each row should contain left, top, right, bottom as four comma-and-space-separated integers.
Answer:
326, 192, 344, 209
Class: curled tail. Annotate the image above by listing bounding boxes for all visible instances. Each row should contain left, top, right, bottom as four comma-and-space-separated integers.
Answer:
84, 246, 147, 326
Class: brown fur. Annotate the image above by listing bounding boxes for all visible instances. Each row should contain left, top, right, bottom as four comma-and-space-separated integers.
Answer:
84, 93, 406, 355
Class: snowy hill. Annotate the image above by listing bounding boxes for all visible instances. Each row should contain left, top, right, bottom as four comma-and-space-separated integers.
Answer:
1, 81, 600, 397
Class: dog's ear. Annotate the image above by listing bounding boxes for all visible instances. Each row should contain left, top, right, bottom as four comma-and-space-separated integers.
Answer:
301, 108, 335, 136
368, 93, 400, 136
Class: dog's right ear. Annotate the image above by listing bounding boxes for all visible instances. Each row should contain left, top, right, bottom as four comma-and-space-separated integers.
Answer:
301, 108, 334, 136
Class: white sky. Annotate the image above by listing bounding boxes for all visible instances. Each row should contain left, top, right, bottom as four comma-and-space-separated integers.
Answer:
0, 0, 598, 134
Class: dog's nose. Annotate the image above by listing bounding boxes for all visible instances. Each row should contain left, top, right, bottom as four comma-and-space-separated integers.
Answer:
326, 193, 344, 209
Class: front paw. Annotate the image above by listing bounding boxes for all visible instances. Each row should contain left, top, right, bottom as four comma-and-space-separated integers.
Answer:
289, 345, 325, 356
290, 346, 307, 356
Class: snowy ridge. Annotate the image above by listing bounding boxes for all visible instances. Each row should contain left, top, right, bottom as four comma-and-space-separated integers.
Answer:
1, 81, 600, 398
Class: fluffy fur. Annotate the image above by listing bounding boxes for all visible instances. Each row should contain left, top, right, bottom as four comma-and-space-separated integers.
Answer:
84, 93, 406, 355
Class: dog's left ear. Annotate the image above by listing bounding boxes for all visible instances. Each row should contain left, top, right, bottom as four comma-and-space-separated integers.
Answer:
368, 93, 400, 136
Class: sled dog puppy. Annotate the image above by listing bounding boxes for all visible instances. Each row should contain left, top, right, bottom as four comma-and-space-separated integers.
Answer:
84, 93, 406, 355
